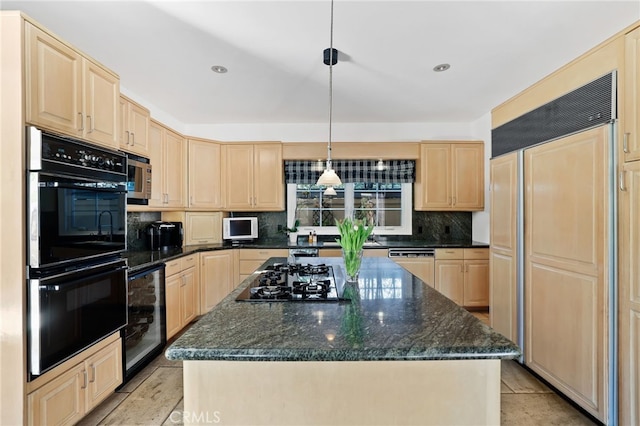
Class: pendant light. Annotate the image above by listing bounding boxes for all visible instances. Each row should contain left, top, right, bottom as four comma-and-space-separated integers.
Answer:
316, 0, 342, 188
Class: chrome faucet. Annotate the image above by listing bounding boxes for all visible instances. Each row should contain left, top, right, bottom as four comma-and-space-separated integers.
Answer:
98, 210, 113, 242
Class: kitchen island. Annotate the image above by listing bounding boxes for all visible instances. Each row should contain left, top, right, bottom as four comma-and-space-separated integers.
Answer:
166, 257, 519, 425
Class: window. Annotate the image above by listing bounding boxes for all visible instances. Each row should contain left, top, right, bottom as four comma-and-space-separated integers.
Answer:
287, 182, 412, 235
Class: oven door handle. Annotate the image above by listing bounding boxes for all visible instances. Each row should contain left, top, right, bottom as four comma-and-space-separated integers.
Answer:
35, 172, 127, 191
31, 259, 127, 283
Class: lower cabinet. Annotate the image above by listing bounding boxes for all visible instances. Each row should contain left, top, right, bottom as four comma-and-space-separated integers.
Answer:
238, 249, 288, 282
200, 250, 237, 314
435, 248, 489, 308
165, 254, 199, 340
27, 333, 122, 426
392, 257, 435, 288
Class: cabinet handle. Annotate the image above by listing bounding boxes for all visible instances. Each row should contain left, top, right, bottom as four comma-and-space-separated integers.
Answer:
81, 369, 88, 389
448, 197, 452, 206
89, 364, 96, 383
620, 171, 627, 191
131, 132, 135, 145
460, 265, 464, 273
623, 132, 630, 153
87, 115, 93, 133
452, 196, 456, 206
78, 112, 84, 131
125, 130, 130, 145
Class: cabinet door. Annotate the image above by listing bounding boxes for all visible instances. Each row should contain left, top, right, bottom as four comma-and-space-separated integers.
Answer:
619, 160, 640, 425
489, 153, 518, 342
223, 144, 254, 209
253, 144, 284, 210
435, 260, 464, 305
416, 144, 451, 209
393, 258, 435, 288
188, 139, 222, 209
452, 144, 484, 210
200, 250, 235, 314
624, 27, 640, 162
524, 127, 608, 422
147, 121, 164, 207
25, 23, 82, 136
128, 102, 150, 155
463, 260, 489, 307
181, 267, 198, 326
165, 273, 182, 340
85, 339, 122, 411
83, 59, 119, 149
27, 364, 86, 426
185, 212, 222, 245
164, 130, 186, 207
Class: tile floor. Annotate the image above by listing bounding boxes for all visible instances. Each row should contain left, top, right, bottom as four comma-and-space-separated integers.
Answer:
78, 313, 598, 426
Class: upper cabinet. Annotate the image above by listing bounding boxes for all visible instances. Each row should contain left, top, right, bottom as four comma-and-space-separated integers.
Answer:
188, 138, 222, 210
119, 95, 150, 156
221, 143, 284, 211
25, 22, 119, 149
414, 142, 484, 211
148, 119, 186, 209
624, 27, 640, 163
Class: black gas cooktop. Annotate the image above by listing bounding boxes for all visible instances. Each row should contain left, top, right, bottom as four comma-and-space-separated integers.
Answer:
235, 263, 341, 302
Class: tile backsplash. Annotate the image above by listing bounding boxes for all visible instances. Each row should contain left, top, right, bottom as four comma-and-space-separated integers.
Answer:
126, 212, 161, 250
126, 210, 472, 250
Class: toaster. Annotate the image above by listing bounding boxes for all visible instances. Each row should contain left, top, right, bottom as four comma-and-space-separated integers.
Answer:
145, 221, 183, 251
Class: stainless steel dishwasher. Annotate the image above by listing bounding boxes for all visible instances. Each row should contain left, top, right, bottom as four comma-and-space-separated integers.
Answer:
388, 248, 435, 287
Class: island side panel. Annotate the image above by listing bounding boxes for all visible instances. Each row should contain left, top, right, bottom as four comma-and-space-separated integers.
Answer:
183, 359, 500, 425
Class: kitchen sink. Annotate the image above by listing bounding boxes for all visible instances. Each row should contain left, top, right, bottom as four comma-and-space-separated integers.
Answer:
322, 241, 381, 247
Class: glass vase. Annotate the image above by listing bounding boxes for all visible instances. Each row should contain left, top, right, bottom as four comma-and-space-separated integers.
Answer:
342, 249, 364, 283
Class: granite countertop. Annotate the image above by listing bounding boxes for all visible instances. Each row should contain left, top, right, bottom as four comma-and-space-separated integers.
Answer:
166, 257, 519, 362
125, 238, 489, 272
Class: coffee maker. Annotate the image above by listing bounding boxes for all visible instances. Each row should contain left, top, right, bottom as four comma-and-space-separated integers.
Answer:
145, 221, 183, 251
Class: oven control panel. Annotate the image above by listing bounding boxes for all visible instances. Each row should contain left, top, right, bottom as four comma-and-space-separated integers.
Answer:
42, 138, 125, 172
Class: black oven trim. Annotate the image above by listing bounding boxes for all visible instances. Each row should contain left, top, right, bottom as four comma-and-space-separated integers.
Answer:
27, 258, 128, 379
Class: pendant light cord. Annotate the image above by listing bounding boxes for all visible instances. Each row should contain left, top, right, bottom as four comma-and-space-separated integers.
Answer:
327, 0, 334, 170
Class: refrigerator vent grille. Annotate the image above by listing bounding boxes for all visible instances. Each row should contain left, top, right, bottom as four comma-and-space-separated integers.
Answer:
491, 72, 615, 158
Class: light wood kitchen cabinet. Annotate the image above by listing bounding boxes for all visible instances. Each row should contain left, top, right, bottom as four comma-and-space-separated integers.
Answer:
414, 142, 484, 211
188, 138, 222, 210
25, 22, 119, 149
435, 248, 489, 307
222, 143, 284, 211
162, 211, 223, 245
148, 120, 186, 208
27, 333, 122, 426
524, 127, 608, 422
392, 257, 435, 288
624, 27, 640, 162
200, 250, 237, 314
119, 95, 150, 155
618, 160, 640, 425
238, 248, 288, 282
165, 254, 199, 340
489, 152, 519, 343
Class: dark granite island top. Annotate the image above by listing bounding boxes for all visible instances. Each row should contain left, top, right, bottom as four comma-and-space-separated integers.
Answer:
167, 257, 519, 425
166, 257, 519, 361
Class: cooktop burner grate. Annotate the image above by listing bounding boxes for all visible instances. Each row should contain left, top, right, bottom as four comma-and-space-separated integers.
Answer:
236, 263, 340, 302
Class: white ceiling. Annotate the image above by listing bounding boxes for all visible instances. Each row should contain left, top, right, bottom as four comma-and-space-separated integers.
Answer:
2, 1, 639, 127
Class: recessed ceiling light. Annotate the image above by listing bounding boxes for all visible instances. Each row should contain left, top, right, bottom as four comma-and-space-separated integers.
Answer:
433, 63, 450, 72
211, 65, 228, 74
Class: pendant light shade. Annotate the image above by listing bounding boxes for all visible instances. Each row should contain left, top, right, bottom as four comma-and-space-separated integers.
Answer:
317, 167, 342, 186
324, 186, 337, 196
316, 0, 342, 188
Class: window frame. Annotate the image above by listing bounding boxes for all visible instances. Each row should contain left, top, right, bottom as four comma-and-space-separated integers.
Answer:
286, 182, 412, 236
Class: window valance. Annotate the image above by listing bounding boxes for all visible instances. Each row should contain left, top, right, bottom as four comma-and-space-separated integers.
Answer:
284, 160, 415, 184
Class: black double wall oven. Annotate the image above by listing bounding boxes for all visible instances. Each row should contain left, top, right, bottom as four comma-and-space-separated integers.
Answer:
26, 127, 128, 380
